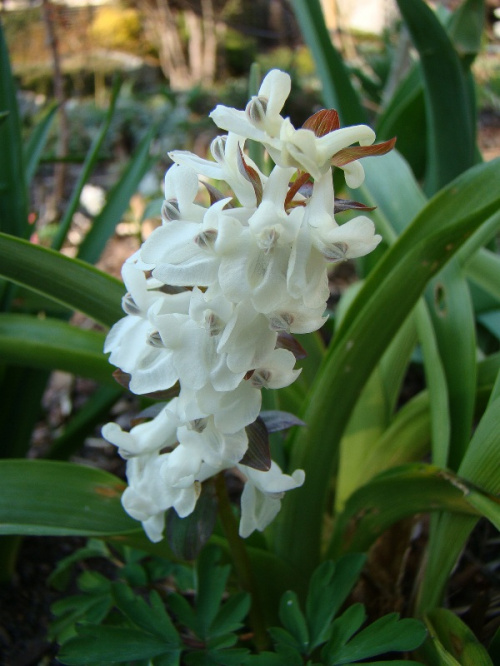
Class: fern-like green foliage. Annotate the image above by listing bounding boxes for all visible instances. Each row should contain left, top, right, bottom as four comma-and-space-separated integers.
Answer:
51, 544, 426, 665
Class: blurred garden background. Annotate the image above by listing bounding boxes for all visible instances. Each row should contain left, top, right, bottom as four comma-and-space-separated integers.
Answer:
2, 1, 500, 664
3, 0, 500, 260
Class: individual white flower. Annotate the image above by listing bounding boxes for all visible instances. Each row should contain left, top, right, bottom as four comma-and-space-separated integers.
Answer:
210, 69, 290, 142
102, 402, 178, 459
104, 257, 192, 395
267, 298, 328, 335
304, 172, 382, 262
171, 133, 265, 207
151, 287, 246, 392
121, 452, 201, 542
217, 300, 278, 374
238, 461, 305, 538
162, 163, 205, 222
248, 348, 301, 390
276, 118, 375, 182
194, 380, 262, 435
176, 416, 249, 468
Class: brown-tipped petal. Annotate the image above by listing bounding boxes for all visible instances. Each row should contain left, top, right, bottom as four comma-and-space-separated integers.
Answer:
334, 197, 376, 214
236, 145, 263, 206
302, 108, 341, 136
285, 170, 312, 209
332, 137, 397, 167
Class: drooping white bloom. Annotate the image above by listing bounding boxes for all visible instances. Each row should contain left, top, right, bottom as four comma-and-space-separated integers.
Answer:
238, 462, 305, 538
103, 68, 389, 543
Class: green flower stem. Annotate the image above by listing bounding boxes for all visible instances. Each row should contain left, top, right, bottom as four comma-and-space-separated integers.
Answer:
214, 473, 269, 650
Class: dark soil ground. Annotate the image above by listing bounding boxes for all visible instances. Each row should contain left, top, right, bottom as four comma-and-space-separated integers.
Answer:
1, 113, 500, 666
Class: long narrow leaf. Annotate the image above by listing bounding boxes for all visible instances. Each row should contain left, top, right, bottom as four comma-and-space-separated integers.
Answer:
0, 24, 28, 238
417, 376, 500, 612
0, 314, 115, 385
0, 460, 136, 536
0, 233, 124, 327
77, 128, 155, 265
328, 463, 499, 558
23, 103, 58, 186
289, 0, 367, 124
415, 300, 450, 467
51, 79, 122, 251
396, 0, 475, 194
275, 159, 500, 575
425, 262, 477, 470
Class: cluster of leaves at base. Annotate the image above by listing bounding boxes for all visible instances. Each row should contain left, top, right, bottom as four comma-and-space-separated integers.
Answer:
50, 542, 250, 666
252, 554, 426, 666
50, 544, 426, 666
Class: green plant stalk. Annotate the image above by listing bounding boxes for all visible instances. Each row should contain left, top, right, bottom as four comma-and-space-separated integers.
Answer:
214, 473, 269, 651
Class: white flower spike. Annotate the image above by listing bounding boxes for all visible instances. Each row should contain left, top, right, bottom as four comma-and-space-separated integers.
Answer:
103, 69, 393, 542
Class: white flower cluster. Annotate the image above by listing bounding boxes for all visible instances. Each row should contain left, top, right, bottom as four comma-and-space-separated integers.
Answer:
102, 69, 384, 543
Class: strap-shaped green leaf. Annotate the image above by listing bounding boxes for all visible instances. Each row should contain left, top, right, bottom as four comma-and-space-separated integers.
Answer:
328, 463, 499, 558
51, 79, 122, 252
396, 0, 475, 194
276, 158, 500, 575
77, 127, 155, 264
0, 25, 28, 236
0, 232, 124, 327
289, 0, 366, 125
0, 314, 114, 384
423, 608, 493, 665
0, 460, 137, 536
0, 24, 28, 239
23, 103, 58, 186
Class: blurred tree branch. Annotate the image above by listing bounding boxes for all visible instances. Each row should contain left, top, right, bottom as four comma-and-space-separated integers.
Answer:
139, 0, 226, 89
